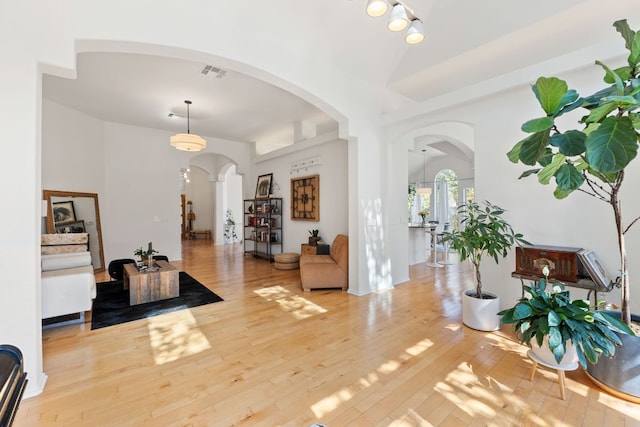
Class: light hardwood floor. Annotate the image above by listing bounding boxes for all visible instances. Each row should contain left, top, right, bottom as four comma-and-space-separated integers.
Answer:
16, 240, 640, 426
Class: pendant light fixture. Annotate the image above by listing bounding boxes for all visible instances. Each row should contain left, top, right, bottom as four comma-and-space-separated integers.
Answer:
416, 149, 432, 195
170, 100, 206, 152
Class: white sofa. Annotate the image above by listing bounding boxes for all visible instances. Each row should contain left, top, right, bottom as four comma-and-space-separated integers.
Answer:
41, 234, 96, 323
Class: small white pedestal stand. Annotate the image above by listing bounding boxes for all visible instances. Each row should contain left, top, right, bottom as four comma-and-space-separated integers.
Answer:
527, 349, 579, 400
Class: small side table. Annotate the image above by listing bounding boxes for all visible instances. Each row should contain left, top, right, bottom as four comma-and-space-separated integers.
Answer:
527, 349, 579, 400
301, 244, 330, 255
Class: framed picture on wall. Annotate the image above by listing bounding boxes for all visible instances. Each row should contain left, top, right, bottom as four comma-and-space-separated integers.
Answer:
52, 201, 76, 224
255, 173, 273, 199
291, 174, 319, 221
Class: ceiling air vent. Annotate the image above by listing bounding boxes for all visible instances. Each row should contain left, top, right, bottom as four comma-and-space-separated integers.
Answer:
201, 65, 227, 79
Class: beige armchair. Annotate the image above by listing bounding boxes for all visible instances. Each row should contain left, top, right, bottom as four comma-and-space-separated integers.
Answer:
300, 234, 348, 291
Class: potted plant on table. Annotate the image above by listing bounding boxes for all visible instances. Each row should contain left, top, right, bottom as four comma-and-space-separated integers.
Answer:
441, 200, 529, 331
308, 229, 320, 246
134, 246, 157, 266
506, 19, 640, 399
499, 267, 633, 368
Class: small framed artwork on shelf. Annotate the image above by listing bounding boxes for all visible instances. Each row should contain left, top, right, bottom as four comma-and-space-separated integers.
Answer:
255, 173, 273, 199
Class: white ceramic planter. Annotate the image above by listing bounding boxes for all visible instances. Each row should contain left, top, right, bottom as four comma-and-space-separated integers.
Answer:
461, 290, 501, 331
531, 336, 578, 366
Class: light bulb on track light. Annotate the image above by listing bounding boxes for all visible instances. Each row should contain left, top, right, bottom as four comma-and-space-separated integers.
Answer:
405, 19, 424, 44
388, 4, 409, 31
366, 0, 388, 17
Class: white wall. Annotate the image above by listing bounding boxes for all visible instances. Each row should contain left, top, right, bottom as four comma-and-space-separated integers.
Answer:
42, 100, 106, 195
252, 138, 349, 253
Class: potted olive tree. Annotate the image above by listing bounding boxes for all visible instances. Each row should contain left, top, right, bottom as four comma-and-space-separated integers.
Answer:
506, 19, 639, 398
442, 200, 529, 331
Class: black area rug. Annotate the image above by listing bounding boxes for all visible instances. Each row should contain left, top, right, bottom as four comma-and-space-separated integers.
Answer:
91, 272, 223, 330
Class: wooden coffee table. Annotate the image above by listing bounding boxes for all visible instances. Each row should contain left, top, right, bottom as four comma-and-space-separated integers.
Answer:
123, 260, 179, 305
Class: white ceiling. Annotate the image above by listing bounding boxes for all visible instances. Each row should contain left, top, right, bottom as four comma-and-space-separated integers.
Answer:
42, 0, 637, 155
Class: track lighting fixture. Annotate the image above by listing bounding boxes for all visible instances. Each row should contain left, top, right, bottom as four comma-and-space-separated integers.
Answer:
364, 0, 424, 44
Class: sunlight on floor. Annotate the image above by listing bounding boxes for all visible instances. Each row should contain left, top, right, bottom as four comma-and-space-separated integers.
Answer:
445, 323, 461, 332
147, 309, 211, 365
254, 285, 327, 319
311, 338, 434, 419
388, 409, 431, 426
431, 333, 565, 426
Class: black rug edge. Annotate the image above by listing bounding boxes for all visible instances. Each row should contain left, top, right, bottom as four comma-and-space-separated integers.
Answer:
91, 272, 223, 330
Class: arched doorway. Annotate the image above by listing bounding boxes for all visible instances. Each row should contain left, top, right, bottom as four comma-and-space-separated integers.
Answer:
433, 169, 458, 230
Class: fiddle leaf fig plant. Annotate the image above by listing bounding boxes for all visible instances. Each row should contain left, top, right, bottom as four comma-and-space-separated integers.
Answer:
507, 19, 640, 326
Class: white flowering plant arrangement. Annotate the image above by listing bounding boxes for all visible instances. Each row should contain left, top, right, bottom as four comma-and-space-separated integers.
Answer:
498, 267, 633, 368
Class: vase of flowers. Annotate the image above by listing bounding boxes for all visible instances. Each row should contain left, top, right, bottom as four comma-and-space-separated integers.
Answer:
418, 209, 428, 225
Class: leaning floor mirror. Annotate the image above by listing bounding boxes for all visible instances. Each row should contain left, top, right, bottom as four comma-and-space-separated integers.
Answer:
43, 190, 106, 273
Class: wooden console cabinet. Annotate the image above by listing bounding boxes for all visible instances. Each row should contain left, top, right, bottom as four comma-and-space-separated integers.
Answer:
301, 244, 330, 255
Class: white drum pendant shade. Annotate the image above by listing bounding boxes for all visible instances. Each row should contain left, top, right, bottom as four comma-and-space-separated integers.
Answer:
170, 133, 206, 151
170, 100, 206, 151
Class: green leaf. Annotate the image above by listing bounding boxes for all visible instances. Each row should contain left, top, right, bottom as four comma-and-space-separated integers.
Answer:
513, 304, 534, 320
614, 19, 635, 51
596, 61, 624, 94
582, 102, 618, 124
538, 148, 554, 166
555, 163, 585, 191
548, 312, 561, 327
533, 77, 569, 115
507, 138, 525, 163
585, 116, 639, 173
518, 169, 541, 179
581, 85, 618, 109
553, 187, 572, 199
519, 131, 551, 166
522, 117, 554, 133
596, 311, 635, 335
537, 153, 565, 185
551, 130, 586, 156
631, 31, 640, 67
603, 66, 632, 84
613, 19, 640, 66
554, 89, 580, 116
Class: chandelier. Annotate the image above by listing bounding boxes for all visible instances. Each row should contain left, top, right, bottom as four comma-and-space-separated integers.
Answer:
170, 100, 206, 152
